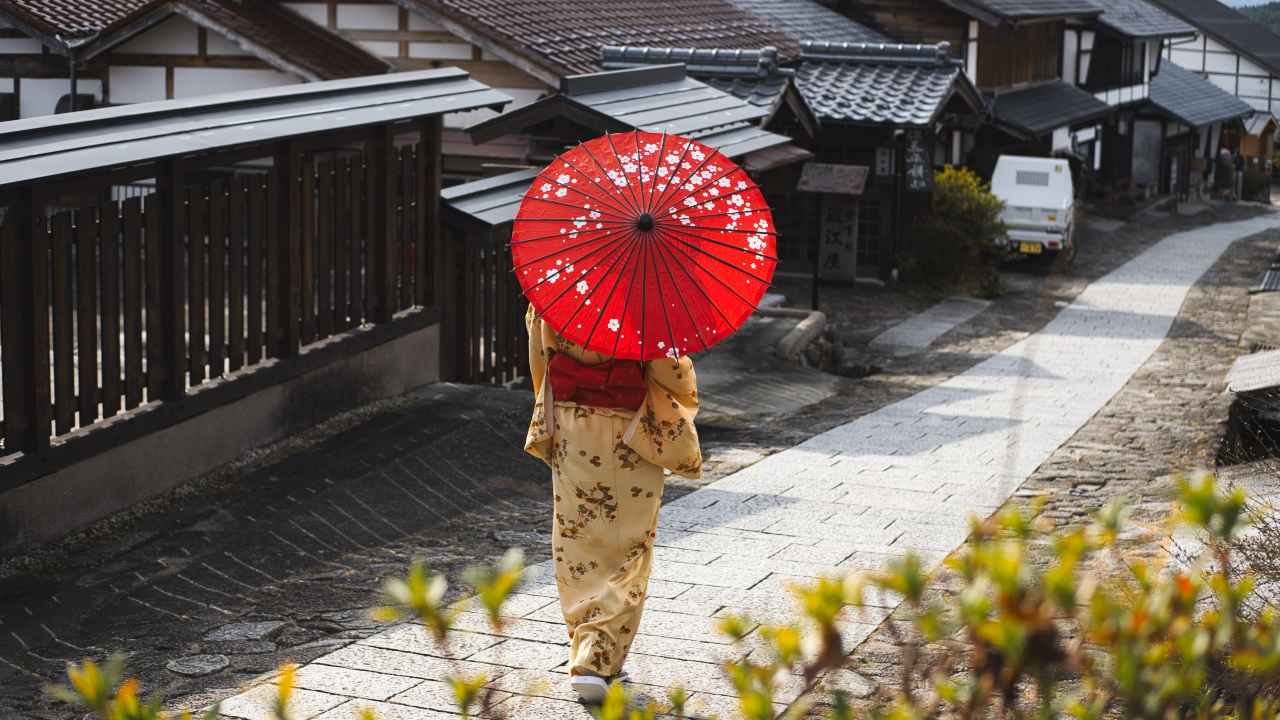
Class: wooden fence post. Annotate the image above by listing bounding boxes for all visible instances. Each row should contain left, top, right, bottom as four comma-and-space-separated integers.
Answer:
158, 159, 187, 401
274, 141, 302, 358
0, 188, 51, 453
369, 125, 396, 324
418, 116, 443, 309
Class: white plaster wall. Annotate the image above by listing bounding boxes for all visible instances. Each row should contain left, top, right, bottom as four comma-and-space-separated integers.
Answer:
337, 4, 399, 29
20, 78, 101, 118
1170, 48, 1204, 71
358, 40, 400, 57
0, 37, 43, 53
1205, 52, 1238, 74
206, 31, 251, 56
283, 2, 327, 25
173, 67, 296, 98
408, 13, 444, 31
108, 66, 167, 104
409, 42, 472, 60
1208, 73, 1236, 93
116, 16, 199, 54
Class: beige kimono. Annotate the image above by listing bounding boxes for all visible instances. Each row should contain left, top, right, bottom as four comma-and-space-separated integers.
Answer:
524, 307, 702, 677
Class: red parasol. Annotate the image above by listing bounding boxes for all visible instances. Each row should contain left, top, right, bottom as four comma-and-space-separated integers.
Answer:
511, 130, 777, 361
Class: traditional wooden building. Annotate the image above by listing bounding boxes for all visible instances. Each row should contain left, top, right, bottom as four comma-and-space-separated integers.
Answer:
1153, 0, 1280, 160
790, 41, 986, 281
0, 0, 387, 119
1142, 61, 1254, 197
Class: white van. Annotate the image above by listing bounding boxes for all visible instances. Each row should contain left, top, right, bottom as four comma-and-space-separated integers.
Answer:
990, 155, 1076, 261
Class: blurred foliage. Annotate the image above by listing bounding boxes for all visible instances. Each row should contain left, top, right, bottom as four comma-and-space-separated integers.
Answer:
49, 475, 1280, 719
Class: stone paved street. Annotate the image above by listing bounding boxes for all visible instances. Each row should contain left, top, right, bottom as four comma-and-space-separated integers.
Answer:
0, 206, 1269, 719
208, 213, 1280, 719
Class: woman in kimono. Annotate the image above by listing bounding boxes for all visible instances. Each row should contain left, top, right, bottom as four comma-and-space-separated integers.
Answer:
524, 305, 702, 702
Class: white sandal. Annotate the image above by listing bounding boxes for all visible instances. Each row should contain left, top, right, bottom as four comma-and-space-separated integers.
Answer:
570, 674, 609, 704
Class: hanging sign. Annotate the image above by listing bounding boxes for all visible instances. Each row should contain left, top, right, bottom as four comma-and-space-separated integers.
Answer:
798, 163, 870, 196
904, 129, 933, 192
818, 195, 860, 283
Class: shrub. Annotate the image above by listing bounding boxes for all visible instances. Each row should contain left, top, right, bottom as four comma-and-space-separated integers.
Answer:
48, 475, 1280, 720
906, 166, 1006, 294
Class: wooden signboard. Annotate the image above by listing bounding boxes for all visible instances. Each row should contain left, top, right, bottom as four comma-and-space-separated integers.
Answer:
798, 163, 870, 196
818, 195, 860, 283
904, 129, 933, 192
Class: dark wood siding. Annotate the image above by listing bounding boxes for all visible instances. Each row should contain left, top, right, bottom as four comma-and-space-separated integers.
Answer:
977, 22, 1063, 89
837, 0, 967, 55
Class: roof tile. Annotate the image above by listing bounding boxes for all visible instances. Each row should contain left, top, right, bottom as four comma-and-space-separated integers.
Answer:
1151, 0, 1280, 78
990, 81, 1111, 136
721, 0, 891, 44
1150, 62, 1254, 127
3, 0, 156, 40
181, 0, 387, 80
793, 42, 977, 127
1097, 0, 1195, 38
401, 0, 798, 77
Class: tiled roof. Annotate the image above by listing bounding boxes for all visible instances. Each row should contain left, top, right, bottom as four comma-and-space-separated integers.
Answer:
1151, 0, 1280, 78
399, 0, 799, 79
941, 0, 1101, 22
601, 45, 791, 111
991, 81, 1111, 136
793, 41, 982, 127
1150, 62, 1254, 127
1, 0, 157, 42
721, 0, 891, 43
467, 64, 809, 167
177, 0, 387, 80
1098, 0, 1195, 38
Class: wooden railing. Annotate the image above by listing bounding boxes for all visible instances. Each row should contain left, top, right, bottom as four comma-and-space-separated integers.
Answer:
0, 120, 443, 480
443, 226, 527, 385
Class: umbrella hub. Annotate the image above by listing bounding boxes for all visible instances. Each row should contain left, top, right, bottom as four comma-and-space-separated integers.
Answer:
635, 213, 655, 232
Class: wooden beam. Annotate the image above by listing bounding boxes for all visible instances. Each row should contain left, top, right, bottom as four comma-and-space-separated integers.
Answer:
337, 29, 462, 43
106, 53, 275, 70
0, 54, 102, 79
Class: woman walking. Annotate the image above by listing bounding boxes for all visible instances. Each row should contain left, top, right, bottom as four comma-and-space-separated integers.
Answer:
509, 130, 777, 702
524, 306, 701, 702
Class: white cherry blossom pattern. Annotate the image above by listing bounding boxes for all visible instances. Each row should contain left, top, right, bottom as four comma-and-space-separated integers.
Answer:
510, 130, 776, 361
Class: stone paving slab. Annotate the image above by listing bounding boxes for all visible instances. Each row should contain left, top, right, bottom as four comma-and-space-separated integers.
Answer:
213, 216, 1280, 719
869, 297, 992, 356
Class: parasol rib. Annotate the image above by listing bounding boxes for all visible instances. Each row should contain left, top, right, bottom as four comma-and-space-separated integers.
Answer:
652, 234, 732, 344
603, 133, 647, 220
556, 232, 644, 339
535, 229, 641, 318
548, 150, 642, 220
653, 219, 779, 261
649, 145, 723, 217
661, 234, 761, 315
512, 224, 638, 270
518, 193, 636, 222
581, 231, 646, 354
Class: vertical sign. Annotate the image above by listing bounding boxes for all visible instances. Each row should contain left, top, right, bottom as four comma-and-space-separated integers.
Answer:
904, 129, 932, 192
876, 147, 895, 177
818, 195, 860, 283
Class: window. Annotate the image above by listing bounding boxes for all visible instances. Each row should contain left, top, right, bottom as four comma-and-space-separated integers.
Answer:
1016, 171, 1050, 187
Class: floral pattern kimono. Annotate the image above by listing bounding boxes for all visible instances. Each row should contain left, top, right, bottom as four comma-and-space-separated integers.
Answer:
524, 306, 702, 677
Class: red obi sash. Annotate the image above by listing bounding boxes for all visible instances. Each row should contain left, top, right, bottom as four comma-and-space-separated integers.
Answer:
548, 353, 646, 411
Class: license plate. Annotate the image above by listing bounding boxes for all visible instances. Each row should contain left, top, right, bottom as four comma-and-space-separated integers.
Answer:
1018, 242, 1043, 255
